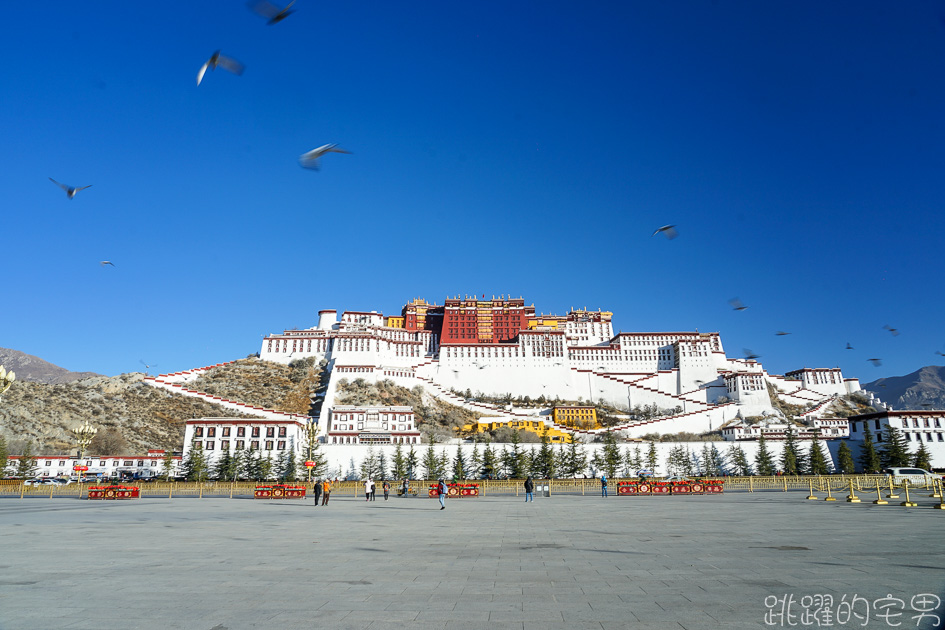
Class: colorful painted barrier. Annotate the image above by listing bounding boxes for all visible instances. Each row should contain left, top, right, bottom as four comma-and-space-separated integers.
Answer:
616, 480, 723, 496
428, 483, 481, 498
254, 484, 306, 499
88, 486, 140, 499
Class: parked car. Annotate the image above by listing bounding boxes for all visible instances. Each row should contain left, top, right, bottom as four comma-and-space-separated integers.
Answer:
884, 467, 943, 486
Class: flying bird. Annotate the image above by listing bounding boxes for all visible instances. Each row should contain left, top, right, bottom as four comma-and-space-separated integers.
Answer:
652, 225, 678, 240
845, 343, 854, 350
248, 0, 295, 24
139, 360, 157, 370
99, 261, 115, 267
197, 51, 245, 85
935, 351, 945, 357
883, 325, 900, 337
299, 144, 352, 170
867, 358, 882, 367
775, 331, 791, 336
743, 349, 761, 360
49, 178, 92, 199
729, 298, 748, 312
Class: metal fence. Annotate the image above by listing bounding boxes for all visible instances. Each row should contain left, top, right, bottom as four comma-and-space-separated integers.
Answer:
2, 474, 932, 499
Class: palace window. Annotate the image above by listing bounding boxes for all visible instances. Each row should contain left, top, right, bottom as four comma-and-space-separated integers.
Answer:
195, 427, 204, 437
250, 441, 259, 450
237, 427, 246, 437
221, 440, 230, 450
236, 440, 245, 449
222, 427, 231, 437
252, 428, 260, 438
278, 427, 287, 438
265, 441, 274, 450
205, 442, 214, 450
207, 428, 216, 438
266, 427, 275, 438
277, 441, 286, 450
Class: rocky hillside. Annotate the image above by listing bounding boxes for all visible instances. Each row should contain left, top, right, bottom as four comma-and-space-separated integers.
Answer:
0, 373, 261, 456
864, 365, 945, 410
0, 347, 101, 384
183, 357, 325, 414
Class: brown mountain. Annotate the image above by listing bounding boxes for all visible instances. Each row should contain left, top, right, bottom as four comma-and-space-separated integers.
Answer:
0, 347, 101, 384
863, 365, 945, 411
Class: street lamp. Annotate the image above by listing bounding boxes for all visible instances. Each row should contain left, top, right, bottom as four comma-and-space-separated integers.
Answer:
0, 365, 15, 402
304, 419, 319, 482
71, 421, 97, 483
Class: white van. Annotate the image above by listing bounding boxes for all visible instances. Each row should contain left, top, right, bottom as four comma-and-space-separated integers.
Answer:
884, 467, 942, 487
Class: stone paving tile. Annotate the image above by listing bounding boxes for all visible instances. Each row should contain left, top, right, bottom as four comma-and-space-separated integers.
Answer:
2, 492, 943, 629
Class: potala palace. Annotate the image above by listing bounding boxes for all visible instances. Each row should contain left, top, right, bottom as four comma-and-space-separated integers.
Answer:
253, 295, 861, 439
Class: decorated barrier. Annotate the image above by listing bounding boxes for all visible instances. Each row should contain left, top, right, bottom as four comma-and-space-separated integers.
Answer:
428, 483, 481, 498
254, 484, 306, 499
88, 486, 140, 500
616, 480, 723, 496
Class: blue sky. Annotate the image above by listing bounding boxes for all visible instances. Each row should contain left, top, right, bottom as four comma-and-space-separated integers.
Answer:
3, 1, 944, 382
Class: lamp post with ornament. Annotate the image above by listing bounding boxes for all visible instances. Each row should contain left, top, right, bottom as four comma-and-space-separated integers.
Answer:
72, 421, 97, 483
0, 365, 15, 402
304, 419, 319, 482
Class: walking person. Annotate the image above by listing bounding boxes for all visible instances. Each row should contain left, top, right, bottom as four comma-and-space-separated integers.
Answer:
322, 478, 331, 505
370, 478, 376, 501
311, 478, 322, 507
364, 478, 372, 502
524, 476, 534, 502
437, 478, 447, 510
382, 480, 390, 500
401, 478, 409, 498
600, 474, 608, 498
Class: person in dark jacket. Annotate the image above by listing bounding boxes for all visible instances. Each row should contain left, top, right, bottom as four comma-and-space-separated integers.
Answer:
524, 476, 534, 502
311, 478, 322, 507
600, 474, 608, 498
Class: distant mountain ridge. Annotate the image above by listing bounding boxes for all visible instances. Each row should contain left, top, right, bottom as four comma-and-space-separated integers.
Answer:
863, 365, 945, 411
0, 347, 101, 384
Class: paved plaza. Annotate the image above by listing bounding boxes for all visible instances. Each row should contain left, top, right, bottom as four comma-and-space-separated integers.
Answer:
1, 489, 943, 630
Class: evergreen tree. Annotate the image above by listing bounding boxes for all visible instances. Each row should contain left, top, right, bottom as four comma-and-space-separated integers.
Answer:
481, 444, 498, 479
780, 426, 802, 475
161, 449, 177, 481
182, 440, 209, 482
858, 424, 882, 473
535, 434, 557, 479
213, 450, 234, 481
302, 431, 327, 480
503, 431, 526, 478
626, 446, 643, 473
708, 444, 724, 476
422, 442, 439, 479
258, 453, 274, 481
645, 440, 659, 474
0, 434, 8, 477
283, 449, 298, 481
391, 443, 407, 479
599, 432, 622, 478
913, 442, 933, 471
438, 450, 450, 480
754, 433, 777, 476
562, 434, 587, 478
836, 440, 856, 474
275, 450, 289, 480
525, 447, 538, 477
452, 444, 467, 480
405, 445, 419, 479
807, 432, 829, 475
377, 450, 389, 480
666, 444, 688, 476
726, 444, 752, 476
880, 425, 911, 468
360, 447, 380, 480
15, 442, 38, 479
468, 443, 482, 479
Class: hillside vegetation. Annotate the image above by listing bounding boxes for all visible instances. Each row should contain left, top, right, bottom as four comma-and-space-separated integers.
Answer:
335, 378, 490, 441
0, 373, 260, 456
184, 357, 324, 415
